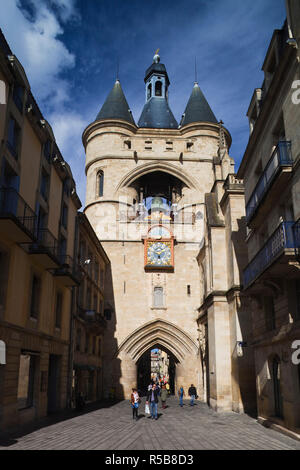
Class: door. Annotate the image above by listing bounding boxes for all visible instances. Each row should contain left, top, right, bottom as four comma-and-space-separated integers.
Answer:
47, 355, 61, 414
272, 356, 283, 418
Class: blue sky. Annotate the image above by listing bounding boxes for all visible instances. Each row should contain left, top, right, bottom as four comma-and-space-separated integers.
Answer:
0, 0, 287, 204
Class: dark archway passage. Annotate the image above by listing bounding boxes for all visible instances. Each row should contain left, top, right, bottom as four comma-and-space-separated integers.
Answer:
137, 345, 179, 396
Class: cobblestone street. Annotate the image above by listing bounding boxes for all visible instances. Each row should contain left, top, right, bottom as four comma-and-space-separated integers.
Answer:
1, 397, 300, 450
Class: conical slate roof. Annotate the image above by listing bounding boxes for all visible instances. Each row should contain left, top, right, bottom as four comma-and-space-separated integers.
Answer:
180, 83, 218, 127
138, 98, 178, 129
96, 80, 135, 125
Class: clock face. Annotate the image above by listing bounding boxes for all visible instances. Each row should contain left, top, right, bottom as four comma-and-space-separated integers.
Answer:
147, 241, 172, 267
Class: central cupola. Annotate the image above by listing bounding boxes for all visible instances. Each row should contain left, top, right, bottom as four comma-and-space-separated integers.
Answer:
138, 51, 178, 129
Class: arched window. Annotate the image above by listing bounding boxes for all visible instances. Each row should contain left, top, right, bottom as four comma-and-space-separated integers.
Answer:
155, 80, 162, 97
147, 83, 152, 100
97, 171, 104, 197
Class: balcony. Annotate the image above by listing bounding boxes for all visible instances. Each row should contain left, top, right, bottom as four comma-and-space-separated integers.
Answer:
246, 142, 293, 227
27, 228, 60, 269
79, 308, 107, 335
0, 187, 36, 242
243, 221, 300, 290
53, 255, 81, 286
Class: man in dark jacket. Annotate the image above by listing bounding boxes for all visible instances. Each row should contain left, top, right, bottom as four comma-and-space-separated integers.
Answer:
188, 384, 197, 406
146, 383, 160, 420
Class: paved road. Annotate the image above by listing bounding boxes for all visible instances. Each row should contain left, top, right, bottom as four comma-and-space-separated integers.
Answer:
1, 397, 300, 450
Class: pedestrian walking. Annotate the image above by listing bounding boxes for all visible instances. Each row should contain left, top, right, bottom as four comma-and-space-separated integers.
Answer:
188, 384, 197, 406
130, 388, 140, 421
146, 383, 160, 420
178, 386, 185, 407
160, 384, 168, 409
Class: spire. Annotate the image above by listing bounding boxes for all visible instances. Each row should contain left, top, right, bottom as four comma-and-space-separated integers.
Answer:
138, 52, 178, 129
95, 79, 135, 125
180, 82, 218, 127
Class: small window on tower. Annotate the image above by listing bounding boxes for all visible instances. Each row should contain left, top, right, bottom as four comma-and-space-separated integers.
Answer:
147, 83, 152, 100
97, 170, 104, 197
124, 140, 131, 150
145, 140, 152, 150
166, 141, 173, 150
186, 142, 194, 151
155, 81, 162, 97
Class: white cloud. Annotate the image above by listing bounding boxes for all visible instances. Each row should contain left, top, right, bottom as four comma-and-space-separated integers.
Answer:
48, 110, 87, 203
0, 0, 78, 107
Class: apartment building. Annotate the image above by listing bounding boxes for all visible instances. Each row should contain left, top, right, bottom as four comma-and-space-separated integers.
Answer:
71, 212, 109, 405
237, 0, 300, 435
0, 29, 82, 431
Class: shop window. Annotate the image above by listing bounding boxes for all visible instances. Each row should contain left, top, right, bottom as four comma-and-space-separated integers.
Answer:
17, 353, 36, 409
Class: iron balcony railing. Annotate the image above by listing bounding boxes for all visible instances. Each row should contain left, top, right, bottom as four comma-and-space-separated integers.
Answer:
243, 221, 300, 288
0, 187, 36, 237
246, 141, 293, 223
78, 307, 107, 327
33, 227, 58, 259
56, 254, 81, 281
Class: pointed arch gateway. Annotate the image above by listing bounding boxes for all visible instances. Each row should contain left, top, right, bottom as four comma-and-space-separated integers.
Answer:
114, 161, 199, 195
116, 319, 198, 363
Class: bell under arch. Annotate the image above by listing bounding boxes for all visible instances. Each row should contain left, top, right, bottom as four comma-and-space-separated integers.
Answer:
115, 161, 199, 196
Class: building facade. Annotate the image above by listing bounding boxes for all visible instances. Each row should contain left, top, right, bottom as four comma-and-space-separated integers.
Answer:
0, 30, 81, 431
71, 212, 109, 405
237, 0, 300, 434
82, 52, 256, 412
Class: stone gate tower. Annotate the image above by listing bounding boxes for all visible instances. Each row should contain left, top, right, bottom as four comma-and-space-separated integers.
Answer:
82, 52, 256, 413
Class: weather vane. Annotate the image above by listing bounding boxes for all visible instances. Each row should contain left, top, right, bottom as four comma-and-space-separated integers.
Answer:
153, 49, 160, 63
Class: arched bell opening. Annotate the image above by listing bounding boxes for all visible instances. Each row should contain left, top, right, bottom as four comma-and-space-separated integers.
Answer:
129, 171, 186, 217
136, 344, 179, 396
